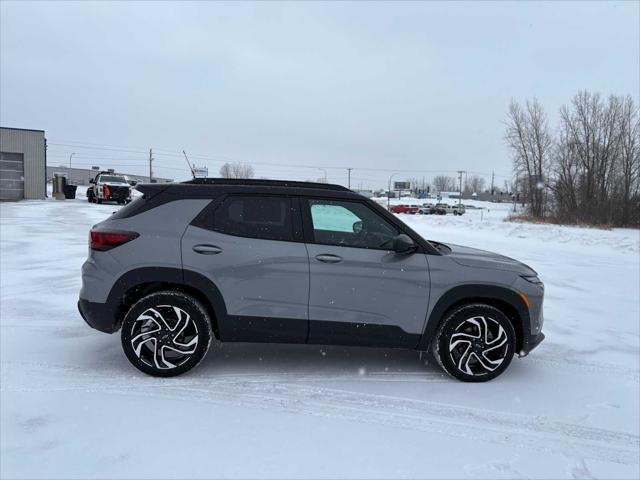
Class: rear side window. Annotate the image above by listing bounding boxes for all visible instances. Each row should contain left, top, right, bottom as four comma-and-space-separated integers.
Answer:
212, 195, 294, 241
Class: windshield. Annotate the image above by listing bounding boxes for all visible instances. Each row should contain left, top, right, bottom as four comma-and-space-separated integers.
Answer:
100, 176, 127, 183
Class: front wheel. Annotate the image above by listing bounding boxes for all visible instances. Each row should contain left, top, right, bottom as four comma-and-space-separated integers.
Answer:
121, 291, 213, 377
433, 304, 516, 382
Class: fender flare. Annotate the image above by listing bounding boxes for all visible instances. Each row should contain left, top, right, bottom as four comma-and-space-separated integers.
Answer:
417, 284, 530, 351
107, 266, 228, 330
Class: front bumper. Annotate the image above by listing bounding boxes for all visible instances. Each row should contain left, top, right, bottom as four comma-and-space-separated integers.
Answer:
101, 186, 131, 202
78, 298, 119, 333
519, 331, 545, 357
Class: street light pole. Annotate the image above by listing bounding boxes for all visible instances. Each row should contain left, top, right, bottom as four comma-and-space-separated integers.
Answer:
69, 152, 76, 169
387, 172, 399, 210
456, 170, 465, 207
318, 168, 327, 183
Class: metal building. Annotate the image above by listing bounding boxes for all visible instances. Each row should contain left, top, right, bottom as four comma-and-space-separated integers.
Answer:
0, 127, 47, 200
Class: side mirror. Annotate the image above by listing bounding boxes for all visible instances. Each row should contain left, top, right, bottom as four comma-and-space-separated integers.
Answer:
128, 180, 138, 186
392, 234, 416, 254
352, 221, 363, 234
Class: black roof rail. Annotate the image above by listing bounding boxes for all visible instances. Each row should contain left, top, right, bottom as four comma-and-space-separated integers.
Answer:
182, 178, 351, 192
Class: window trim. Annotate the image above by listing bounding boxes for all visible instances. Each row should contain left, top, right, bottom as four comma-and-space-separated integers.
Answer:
190, 193, 304, 243
300, 196, 422, 252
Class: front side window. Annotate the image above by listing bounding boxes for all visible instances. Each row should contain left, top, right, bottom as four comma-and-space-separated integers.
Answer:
308, 199, 399, 249
213, 195, 294, 241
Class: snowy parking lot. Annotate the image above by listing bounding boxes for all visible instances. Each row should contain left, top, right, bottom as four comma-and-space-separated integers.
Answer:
1, 195, 639, 479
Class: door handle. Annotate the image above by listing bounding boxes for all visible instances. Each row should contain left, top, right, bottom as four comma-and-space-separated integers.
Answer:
193, 244, 222, 255
315, 254, 343, 264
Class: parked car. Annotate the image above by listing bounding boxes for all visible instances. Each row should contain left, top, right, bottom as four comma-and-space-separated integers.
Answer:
389, 204, 419, 214
78, 179, 545, 382
86, 172, 132, 204
434, 203, 466, 215
418, 203, 435, 214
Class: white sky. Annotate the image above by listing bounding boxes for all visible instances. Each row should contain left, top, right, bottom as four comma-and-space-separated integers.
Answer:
1, 1, 638, 189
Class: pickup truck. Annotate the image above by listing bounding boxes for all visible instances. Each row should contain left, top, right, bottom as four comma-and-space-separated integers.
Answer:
86, 172, 132, 204
389, 204, 419, 214
434, 203, 466, 215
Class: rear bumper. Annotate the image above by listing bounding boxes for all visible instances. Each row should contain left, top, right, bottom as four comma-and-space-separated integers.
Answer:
77, 298, 119, 334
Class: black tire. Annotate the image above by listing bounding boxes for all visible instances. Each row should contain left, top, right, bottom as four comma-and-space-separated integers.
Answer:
433, 304, 515, 382
121, 291, 213, 377
86, 188, 94, 203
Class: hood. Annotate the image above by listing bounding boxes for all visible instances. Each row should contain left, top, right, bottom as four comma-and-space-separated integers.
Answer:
444, 243, 537, 275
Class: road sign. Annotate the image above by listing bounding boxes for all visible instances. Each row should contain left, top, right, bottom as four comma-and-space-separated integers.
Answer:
394, 181, 410, 190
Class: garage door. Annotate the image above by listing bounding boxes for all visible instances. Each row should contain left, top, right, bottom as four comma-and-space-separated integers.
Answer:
0, 152, 25, 201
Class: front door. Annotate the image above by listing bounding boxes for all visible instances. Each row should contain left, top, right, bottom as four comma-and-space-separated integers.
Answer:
302, 198, 430, 348
181, 194, 309, 343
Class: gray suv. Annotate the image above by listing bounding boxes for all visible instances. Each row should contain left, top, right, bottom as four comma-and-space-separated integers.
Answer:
78, 179, 545, 381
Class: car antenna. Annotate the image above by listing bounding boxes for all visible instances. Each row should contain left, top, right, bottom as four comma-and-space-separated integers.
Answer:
182, 150, 196, 179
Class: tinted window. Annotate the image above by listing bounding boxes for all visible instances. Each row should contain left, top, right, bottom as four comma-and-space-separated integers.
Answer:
213, 195, 294, 241
100, 176, 127, 183
308, 199, 399, 249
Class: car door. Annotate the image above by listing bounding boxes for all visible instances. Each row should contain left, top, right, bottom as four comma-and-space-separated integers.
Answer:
181, 194, 309, 343
302, 198, 430, 348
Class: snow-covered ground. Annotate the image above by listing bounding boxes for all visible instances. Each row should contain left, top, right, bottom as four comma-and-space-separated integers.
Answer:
1, 194, 639, 479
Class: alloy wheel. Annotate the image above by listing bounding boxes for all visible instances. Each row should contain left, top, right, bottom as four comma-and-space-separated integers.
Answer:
130, 305, 199, 370
448, 315, 509, 376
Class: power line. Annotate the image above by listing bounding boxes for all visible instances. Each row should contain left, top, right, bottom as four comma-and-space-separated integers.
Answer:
46, 138, 514, 181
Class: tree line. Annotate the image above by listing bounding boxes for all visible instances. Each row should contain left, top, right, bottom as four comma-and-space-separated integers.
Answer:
505, 91, 639, 227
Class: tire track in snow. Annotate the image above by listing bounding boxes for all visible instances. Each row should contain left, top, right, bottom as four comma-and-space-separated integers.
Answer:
3, 363, 638, 466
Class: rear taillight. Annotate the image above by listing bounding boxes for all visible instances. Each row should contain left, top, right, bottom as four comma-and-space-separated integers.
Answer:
90, 229, 139, 251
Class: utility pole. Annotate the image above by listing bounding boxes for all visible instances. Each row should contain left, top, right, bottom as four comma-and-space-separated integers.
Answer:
387, 172, 399, 210
491, 171, 495, 195
149, 148, 153, 183
456, 170, 465, 206
347, 168, 353, 189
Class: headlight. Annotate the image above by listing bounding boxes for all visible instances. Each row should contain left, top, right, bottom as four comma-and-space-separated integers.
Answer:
521, 275, 543, 286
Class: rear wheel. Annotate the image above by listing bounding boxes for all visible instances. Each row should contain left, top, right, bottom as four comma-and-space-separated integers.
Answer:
121, 291, 213, 377
433, 304, 515, 382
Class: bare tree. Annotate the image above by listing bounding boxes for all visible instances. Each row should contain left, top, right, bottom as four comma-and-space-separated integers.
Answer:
432, 175, 456, 192
556, 92, 624, 224
522, 90, 640, 227
219, 162, 255, 179
504, 98, 553, 219
464, 175, 486, 194
617, 95, 640, 226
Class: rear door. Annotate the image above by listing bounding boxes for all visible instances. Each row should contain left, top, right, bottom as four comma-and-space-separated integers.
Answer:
181, 194, 309, 343
302, 198, 430, 348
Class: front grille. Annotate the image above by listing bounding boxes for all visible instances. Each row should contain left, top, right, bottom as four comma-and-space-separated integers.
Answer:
106, 186, 129, 200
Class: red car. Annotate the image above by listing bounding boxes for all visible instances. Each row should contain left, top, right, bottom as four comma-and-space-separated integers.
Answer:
390, 204, 419, 214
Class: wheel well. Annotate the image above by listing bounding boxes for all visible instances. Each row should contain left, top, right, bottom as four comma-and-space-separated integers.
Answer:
441, 297, 524, 352
118, 281, 220, 338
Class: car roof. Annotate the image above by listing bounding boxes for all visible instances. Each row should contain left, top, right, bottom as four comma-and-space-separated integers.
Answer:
136, 177, 362, 199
